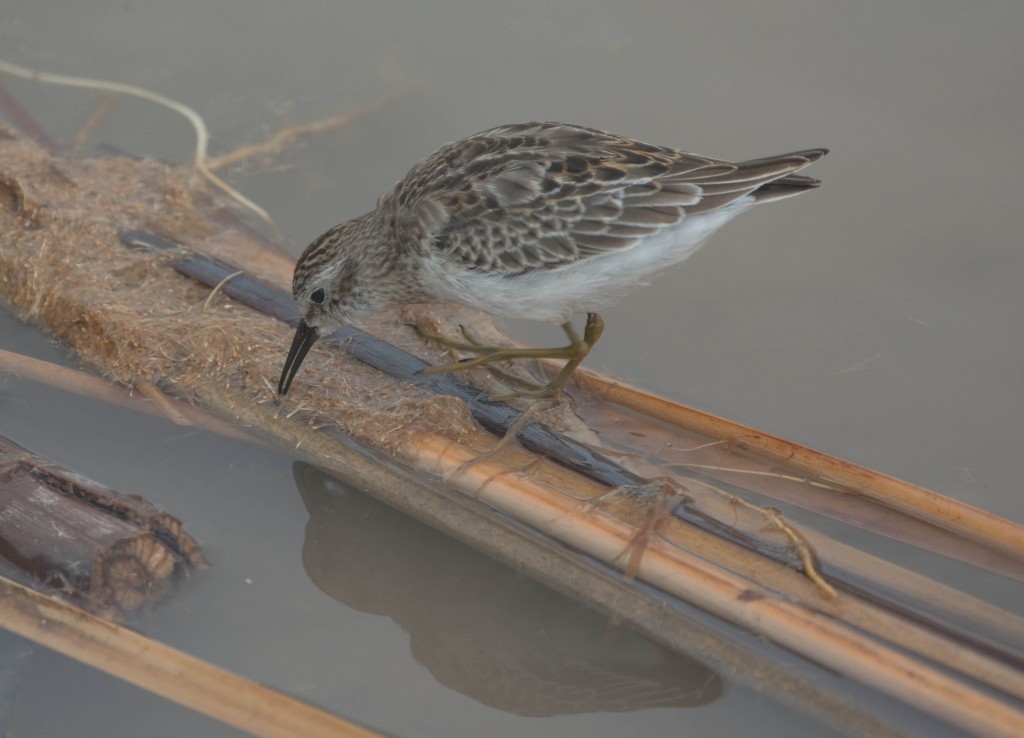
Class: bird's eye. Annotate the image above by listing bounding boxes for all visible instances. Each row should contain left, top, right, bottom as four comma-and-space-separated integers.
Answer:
310, 287, 326, 304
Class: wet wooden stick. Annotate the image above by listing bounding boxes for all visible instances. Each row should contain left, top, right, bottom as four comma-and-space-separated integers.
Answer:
0, 575, 382, 738
0, 433, 207, 615
135, 380, 193, 425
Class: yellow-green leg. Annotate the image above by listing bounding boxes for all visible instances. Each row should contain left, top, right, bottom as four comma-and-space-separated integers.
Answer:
419, 312, 605, 398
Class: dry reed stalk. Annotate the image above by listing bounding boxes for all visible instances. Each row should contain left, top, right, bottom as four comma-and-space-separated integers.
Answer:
573, 372, 1024, 557
0, 575, 382, 738
797, 528, 1024, 650
1, 348, 144, 409
0, 348, 261, 444
413, 435, 1024, 738
564, 387, 1024, 650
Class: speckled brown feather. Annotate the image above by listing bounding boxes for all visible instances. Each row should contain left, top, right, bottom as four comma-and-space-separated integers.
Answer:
288, 121, 826, 331
388, 122, 826, 275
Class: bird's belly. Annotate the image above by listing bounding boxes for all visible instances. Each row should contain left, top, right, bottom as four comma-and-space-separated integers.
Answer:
426, 202, 750, 323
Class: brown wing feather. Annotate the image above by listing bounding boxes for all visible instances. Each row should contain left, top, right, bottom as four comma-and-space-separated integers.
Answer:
393, 122, 825, 274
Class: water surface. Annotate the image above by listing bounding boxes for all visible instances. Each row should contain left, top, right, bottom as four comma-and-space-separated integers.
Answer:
1, 3, 1021, 736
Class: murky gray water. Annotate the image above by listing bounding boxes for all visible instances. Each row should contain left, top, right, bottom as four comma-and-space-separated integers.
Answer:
1, 2, 1021, 736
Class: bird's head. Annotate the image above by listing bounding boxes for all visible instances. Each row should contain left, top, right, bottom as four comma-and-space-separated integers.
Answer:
277, 214, 401, 395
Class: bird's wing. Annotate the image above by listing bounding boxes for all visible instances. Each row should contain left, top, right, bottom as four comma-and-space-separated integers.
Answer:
393, 122, 825, 274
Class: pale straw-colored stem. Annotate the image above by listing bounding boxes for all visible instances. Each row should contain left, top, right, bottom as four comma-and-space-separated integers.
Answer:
572, 369, 1024, 557
0, 349, 259, 444
0, 575, 381, 738
411, 434, 1024, 737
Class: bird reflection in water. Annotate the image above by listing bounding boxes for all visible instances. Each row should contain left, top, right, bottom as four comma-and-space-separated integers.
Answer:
294, 463, 722, 716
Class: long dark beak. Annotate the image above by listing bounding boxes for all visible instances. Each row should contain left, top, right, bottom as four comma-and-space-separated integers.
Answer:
278, 320, 319, 396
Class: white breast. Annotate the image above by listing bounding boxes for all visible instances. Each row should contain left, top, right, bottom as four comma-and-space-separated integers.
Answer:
421, 199, 754, 323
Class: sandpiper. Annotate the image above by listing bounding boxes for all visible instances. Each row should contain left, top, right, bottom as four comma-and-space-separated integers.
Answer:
278, 122, 826, 398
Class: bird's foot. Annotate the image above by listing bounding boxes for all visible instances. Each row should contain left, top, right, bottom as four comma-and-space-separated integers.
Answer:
416, 313, 605, 401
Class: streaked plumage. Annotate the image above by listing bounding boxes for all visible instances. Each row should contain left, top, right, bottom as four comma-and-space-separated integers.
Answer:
279, 122, 827, 396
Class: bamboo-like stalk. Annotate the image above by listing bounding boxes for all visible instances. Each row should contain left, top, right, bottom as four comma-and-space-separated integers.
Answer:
573, 372, 1024, 557
0, 575, 381, 738
574, 391, 1024, 580
800, 528, 1024, 652
0, 348, 260, 444
413, 435, 1024, 738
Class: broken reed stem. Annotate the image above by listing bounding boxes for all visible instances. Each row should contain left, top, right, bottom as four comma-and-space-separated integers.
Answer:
756, 505, 836, 598
411, 434, 1024, 738
572, 371, 1024, 558
1, 348, 142, 409
0, 575, 382, 738
134, 380, 193, 425
0, 349, 260, 444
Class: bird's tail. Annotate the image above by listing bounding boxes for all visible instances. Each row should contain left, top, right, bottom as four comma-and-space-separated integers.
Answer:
750, 148, 828, 204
